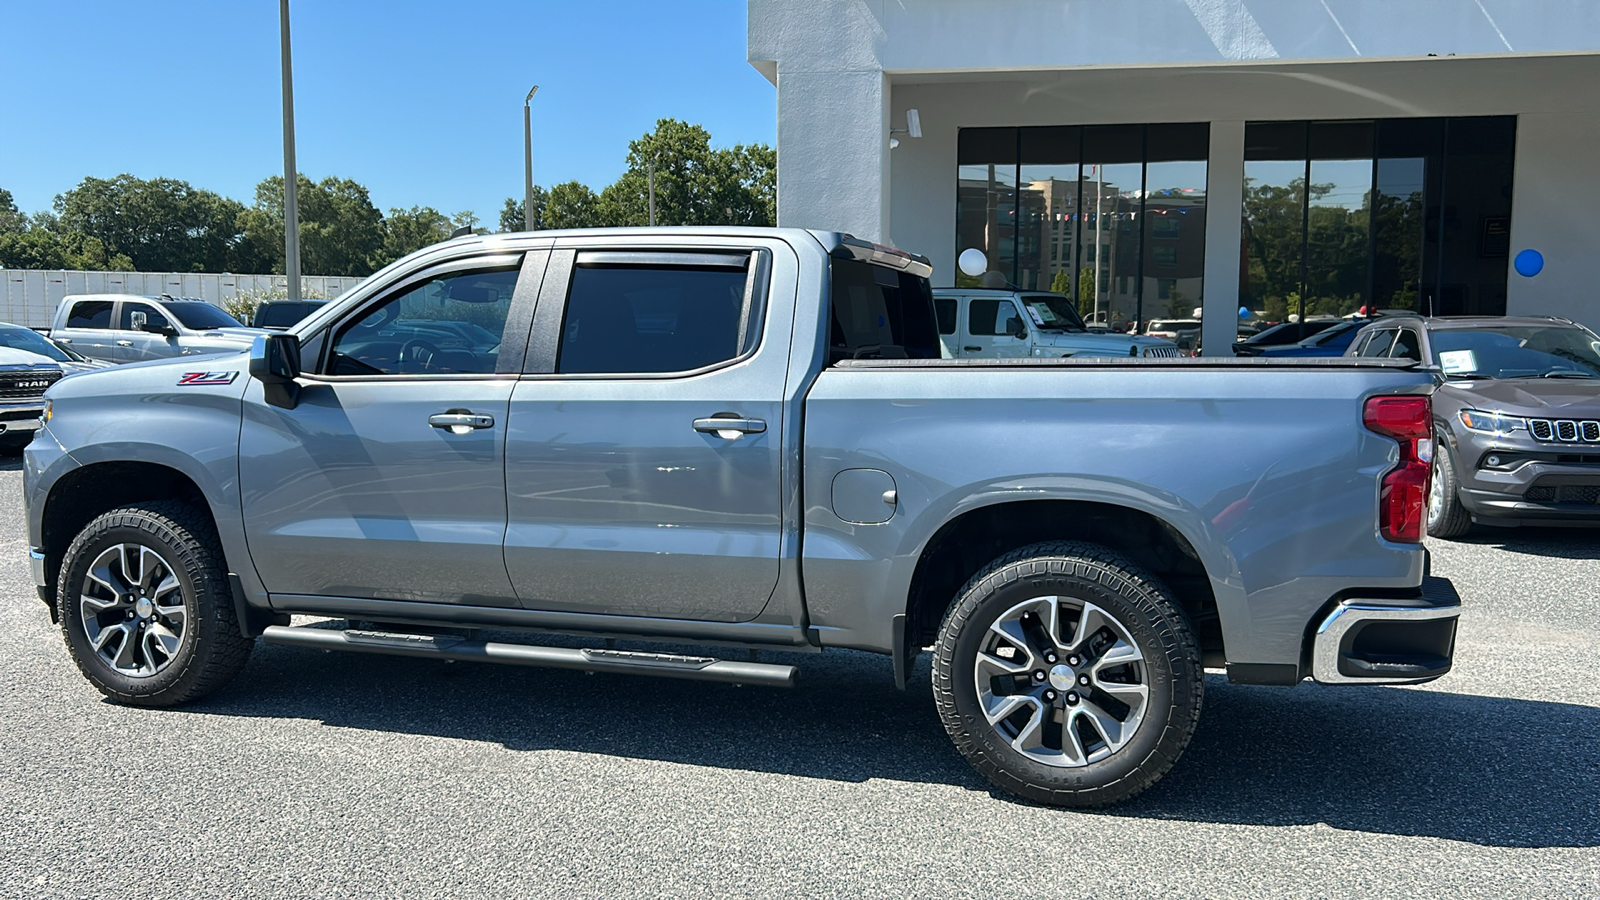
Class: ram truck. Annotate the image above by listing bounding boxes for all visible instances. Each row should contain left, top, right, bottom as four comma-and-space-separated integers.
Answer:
24, 227, 1460, 807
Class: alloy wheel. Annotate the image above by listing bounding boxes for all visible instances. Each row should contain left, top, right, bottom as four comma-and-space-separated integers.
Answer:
79, 543, 187, 678
974, 595, 1149, 767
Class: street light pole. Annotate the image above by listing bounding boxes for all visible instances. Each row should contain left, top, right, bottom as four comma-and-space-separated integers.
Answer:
647, 152, 656, 227
279, 0, 300, 301
523, 85, 538, 231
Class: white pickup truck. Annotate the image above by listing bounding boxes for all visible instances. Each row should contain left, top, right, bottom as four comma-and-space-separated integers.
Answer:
933, 288, 1182, 359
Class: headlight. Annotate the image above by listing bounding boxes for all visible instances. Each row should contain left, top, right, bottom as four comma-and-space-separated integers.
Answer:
1459, 409, 1525, 435
39, 399, 51, 426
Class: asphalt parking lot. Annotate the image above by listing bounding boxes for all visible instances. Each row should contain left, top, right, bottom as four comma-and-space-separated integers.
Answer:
1, 457, 1597, 898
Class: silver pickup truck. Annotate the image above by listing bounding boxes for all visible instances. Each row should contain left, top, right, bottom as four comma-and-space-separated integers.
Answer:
24, 227, 1459, 807
49, 293, 264, 363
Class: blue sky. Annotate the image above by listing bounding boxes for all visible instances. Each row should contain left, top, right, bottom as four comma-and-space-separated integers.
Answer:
0, 0, 774, 225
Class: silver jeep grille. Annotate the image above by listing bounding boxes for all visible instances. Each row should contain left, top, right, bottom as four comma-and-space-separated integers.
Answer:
1528, 418, 1600, 443
1141, 346, 1183, 358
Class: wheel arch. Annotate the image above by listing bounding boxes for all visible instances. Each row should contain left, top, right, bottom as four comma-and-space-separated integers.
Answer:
899, 495, 1241, 685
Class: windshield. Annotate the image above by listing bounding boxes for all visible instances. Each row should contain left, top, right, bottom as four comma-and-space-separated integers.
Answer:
1018, 294, 1085, 332
1431, 324, 1600, 378
0, 325, 79, 362
166, 302, 243, 330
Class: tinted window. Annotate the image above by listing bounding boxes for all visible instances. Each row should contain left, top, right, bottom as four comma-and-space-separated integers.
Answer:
934, 298, 957, 335
1390, 328, 1422, 361
328, 268, 517, 375
66, 300, 113, 329
828, 259, 939, 363
257, 301, 324, 328
969, 298, 1022, 337
1430, 325, 1600, 378
165, 302, 242, 330
120, 302, 171, 332
1359, 329, 1395, 357
559, 264, 751, 375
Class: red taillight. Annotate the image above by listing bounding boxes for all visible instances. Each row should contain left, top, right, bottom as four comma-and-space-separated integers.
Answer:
1363, 395, 1433, 543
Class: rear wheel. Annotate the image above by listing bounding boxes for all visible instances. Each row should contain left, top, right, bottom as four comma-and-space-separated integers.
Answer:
57, 502, 254, 706
1427, 448, 1472, 539
932, 541, 1203, 807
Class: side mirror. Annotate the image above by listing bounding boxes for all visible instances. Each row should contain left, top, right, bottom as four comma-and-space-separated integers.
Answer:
249, 333, 302, 409
1007, 317, 1028, 339
129, 311, 146, 331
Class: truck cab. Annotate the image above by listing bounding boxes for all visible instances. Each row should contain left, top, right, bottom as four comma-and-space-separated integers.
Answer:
933, 288, 1181, 359
51, 294, 263, 363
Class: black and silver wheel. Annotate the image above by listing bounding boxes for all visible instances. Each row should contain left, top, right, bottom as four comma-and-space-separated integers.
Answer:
1427, 446, 1472, 539
933, 541, 1203, 807
58, 502, 253, 706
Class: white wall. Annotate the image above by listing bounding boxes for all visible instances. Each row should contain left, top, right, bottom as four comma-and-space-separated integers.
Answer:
0, 270, 366, 329
1505, 112, 1600, 324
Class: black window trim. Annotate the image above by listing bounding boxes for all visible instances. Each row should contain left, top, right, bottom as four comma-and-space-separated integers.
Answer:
521, 246, 772, 380
64, 298, 116, 330
302, 251, 532, 382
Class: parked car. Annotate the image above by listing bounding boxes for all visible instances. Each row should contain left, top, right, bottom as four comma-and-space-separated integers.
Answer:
1241, 317, 1374, 358
26, 227, 1458, 809
253, 299, 328, 330
1344, 313, 1600, 536
1232, 318, 1342, 354
1143, 318, 1202, 342
0, 322, 108, 452
933, 289, 1182, 358
48, 294, 266, 363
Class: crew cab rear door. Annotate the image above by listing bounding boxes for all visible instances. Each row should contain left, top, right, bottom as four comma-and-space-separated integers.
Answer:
238, 251, 543, 608
503, 238, 789, 622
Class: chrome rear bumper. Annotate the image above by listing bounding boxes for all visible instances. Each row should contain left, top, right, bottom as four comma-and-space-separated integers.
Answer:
1312, 576, 1461, 685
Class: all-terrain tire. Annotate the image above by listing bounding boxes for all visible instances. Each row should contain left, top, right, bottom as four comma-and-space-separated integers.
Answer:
57, 502, 254, 706
932, 541, 1203, 807
1427, 447, 1473, 539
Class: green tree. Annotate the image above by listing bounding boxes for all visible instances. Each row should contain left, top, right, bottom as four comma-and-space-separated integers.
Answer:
380, 205, 452, 265
499, 186, 549, 233
1077, 267, 1095, 317
54, 174, 251, 272
241, 174, 386, 277
597, 119, 775, 227
1049, 269, 1073, 297
543, 180, 605, 229
0, 188, 26, 235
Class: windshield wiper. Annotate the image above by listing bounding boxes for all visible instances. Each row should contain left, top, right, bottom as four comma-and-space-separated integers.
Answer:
1542, 371, 1598, 378
1443, 372, 1494, 380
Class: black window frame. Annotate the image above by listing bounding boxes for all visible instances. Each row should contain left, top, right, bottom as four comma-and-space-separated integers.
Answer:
65, 299, 114, 330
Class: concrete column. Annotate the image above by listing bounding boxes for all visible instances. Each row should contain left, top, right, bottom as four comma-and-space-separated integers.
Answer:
776, 69, 890, 242
1201, 120, 1245, 356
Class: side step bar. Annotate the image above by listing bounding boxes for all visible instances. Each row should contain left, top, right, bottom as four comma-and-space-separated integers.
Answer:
261, 625, 798, 688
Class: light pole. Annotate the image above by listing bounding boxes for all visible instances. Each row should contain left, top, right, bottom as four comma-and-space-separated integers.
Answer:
279, 0, 301, 300
647, 149, 659, 226
523, 85, 538, 231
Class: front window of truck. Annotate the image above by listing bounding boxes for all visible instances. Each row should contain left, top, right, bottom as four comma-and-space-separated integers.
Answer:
1019, 294, 1087, 332
1431, 325, 1600, 379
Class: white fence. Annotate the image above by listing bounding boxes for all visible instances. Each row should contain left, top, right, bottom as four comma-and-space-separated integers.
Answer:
0, 269, 367, 328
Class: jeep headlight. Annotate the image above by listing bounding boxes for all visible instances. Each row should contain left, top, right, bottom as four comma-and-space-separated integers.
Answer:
1459, 409, 1525, 435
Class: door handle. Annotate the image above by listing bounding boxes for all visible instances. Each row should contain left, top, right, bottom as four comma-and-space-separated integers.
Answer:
116, 340, 133, 346
693, 416, 767, 437
963, 346, 982, 352
428, 410, 495, 434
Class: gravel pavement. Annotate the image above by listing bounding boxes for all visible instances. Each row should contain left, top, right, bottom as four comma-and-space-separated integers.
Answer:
1, 456, 1597, 898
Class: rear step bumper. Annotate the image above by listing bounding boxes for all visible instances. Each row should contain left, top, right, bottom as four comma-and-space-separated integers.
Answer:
261, 625, 798, 688
1311, 576, 1461, 685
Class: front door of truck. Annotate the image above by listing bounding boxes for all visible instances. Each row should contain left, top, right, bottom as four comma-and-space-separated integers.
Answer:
503, 243, 787, 622
239, 252, 542, 607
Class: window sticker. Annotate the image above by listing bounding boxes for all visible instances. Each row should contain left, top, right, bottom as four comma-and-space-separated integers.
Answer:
1438, 350, 1477, 373
1025, 306, 1045, 326
1029, 303, 1057, 323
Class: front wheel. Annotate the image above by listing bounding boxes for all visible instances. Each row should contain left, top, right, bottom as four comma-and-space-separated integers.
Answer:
57, 502, 254, 706
932, 541, 1203, 807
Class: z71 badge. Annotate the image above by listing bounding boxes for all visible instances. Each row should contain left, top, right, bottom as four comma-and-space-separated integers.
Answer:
177, 371, 239, 386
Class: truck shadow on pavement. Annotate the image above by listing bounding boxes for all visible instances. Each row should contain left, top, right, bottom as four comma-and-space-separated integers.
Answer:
181, 638, 1598, 849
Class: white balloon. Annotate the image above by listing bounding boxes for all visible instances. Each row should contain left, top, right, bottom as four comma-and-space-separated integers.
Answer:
958, 248, 988, 277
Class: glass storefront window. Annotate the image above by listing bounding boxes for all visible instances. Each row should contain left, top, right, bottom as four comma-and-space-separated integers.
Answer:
957, 123, 1208, 335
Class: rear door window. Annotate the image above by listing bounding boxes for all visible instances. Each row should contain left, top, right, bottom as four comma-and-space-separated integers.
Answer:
66, 300, 113, 329
558, 257, 756, 375
934, 297, 957, 335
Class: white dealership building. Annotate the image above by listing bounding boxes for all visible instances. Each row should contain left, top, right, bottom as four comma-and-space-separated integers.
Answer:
749, 0, 1600, 352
